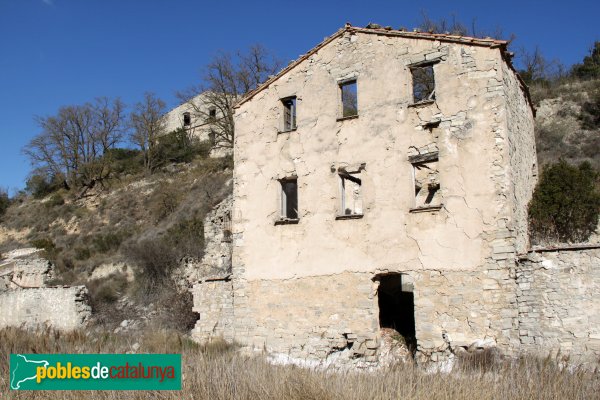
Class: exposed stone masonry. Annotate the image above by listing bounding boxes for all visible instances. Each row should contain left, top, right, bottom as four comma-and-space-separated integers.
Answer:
188, 24, 598, 368
0, 248, 91, 331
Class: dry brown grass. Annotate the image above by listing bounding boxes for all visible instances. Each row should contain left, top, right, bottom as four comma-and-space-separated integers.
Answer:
0, 328, 598, 399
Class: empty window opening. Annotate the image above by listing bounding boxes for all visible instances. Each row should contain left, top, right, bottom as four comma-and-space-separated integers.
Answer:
280, 178, 298, 220
340, 80, 358, 117
340, 172, 362, 216
222, 211, 232, 242
282, 97, 297, 131
412, 157, 441, 208
376, 273, 417, 353
411, 64, 436, 103
208, 107, 217, 122
183, 112, 191, 126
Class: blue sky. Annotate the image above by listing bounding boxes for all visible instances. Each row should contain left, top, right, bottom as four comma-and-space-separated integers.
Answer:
0, 0, 598, 194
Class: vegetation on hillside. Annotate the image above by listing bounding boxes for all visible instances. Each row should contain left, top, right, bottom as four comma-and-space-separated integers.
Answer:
3, 146, 232, 329
0, 43, 281, 331
529, 161, 600, 243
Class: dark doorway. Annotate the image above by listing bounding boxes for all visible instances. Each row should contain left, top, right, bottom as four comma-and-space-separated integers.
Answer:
376, 274, 417, 351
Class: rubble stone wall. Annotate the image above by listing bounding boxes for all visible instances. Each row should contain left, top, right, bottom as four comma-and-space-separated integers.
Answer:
502, 60, 537, 254
190, 279, 235, 343
517, 247, 600, 365
0, 286, 91, 331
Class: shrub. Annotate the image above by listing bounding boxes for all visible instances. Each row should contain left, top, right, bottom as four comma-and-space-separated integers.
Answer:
30, 237, 56, 253
0, 189, 9, 219
153, 129, 197, 168
124, 214, 204, 292
25, 172, 64, 199
148, 182, 181, 222
87, 273, 129, 307
45, 193, 65, 208
167, 214, 205, 260
124, 236, 178, 285
579, 88, 600, 130
91, 231, 127, 254
529, 160, 600, 243
104, 147, 144, 176
153, 283, 199, 332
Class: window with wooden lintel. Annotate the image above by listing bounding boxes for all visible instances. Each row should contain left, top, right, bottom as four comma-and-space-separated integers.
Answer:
339, 171, 362, 217
279, 178, 298, 221
410, 153, 441, 211
340, 80, 358, 118
183, 112, 191, 127
281, 96, 297, 131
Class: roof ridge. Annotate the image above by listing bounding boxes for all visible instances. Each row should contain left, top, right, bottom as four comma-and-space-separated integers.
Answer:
234, 23, 519, 109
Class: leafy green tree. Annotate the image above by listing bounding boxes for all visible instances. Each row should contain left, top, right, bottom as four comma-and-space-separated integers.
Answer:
529, 160, 600, 243
571, 41, 600, 80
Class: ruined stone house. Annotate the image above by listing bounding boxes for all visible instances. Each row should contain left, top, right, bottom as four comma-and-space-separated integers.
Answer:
190, 24, 600, 366
163, 92, 232, 157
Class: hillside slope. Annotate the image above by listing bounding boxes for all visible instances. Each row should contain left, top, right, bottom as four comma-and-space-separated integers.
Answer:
0, 154, 232, 331
531, 79, 600, 168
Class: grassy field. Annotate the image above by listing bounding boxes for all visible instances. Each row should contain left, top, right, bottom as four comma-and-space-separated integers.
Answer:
0, 328, 598, 399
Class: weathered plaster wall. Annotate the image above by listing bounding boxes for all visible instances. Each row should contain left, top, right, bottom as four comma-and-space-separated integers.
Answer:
233, 31, 522, 281
0, 286, 91, 331
517, 247, 600, 365
229, 28, 532, 359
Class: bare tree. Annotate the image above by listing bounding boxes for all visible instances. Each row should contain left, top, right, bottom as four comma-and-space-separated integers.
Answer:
516, 46, 563, 84
177, 44, 281, 150
24, 98, 125, 195
129, 92, 167, 172
417, 11, 515, 44
418, 12, 468, 36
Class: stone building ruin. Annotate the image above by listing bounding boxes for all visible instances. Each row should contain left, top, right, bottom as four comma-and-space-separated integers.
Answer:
0, 248, 91, 331
189, 24, 600, 367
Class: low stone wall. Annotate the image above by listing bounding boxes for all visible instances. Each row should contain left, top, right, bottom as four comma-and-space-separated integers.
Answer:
517, 246, 600, 364
229, 266, 518, 367
0, 286, 91, 331
191, 279, 234, 342
232, 272, 380, 366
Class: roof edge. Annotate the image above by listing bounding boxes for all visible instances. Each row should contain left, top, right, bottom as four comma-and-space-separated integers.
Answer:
234, 26, 347, 109
234, 24, 533, 113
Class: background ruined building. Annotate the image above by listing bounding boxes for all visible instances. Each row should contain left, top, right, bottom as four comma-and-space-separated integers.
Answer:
188, 24, 600, 368
163, 92, 233, 158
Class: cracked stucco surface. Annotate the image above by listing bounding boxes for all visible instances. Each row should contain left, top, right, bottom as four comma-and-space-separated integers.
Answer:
233, 32, 531, 280
193, 31, 538, 364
